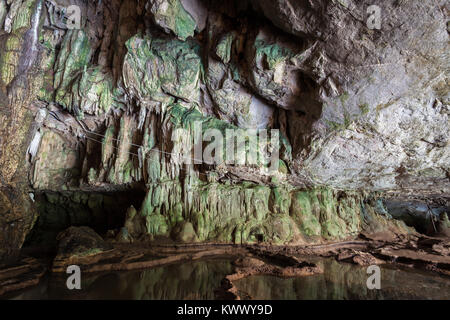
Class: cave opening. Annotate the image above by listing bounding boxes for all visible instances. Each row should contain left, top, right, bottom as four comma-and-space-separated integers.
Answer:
385, 200, 450, 237
23, 189, 146, 252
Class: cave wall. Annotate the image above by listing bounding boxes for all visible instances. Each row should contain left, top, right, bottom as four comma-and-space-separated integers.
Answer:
0, 0, 45, 255
0, 0, 448, 251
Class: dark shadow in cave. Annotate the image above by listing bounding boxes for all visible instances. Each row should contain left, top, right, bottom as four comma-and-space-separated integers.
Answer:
385, 200, 449, 236
23, 189, 146, 252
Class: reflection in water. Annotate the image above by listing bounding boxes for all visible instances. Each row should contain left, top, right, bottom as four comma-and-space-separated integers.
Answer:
234, 259, 450, 300
6, 258, 450, 300
8, 259, 234, 300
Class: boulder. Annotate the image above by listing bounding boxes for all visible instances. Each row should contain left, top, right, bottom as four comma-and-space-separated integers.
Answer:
173, 221, 199, 243
56, 226, 112, 258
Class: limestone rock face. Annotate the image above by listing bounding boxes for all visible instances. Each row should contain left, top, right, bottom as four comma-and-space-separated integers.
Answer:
123, 35, 203, 103
250, 0, 449, 193
147, 0, 207, 40
0, 0, 448, 251
0, 0, 45, 256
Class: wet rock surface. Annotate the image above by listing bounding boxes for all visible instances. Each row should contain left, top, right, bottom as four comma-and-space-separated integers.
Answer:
337, 250, 384, 266
0, 256, 46, 296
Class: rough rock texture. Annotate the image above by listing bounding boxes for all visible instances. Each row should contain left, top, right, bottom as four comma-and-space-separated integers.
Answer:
25, 190, 145, 246
0, 256, 46, 296
0, 0, 448, 253
0, 0, 45, 256
386, 199, 450, 235
97, 183, 412, 245
55, 226, 113, 258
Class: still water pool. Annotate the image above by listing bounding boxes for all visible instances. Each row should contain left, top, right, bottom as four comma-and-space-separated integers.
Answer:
234, 258, 450, 300
5, 258, 450, 300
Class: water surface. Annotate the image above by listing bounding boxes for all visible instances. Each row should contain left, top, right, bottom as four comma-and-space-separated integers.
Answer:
5, 258, 450, 300
234, 259, 450, 300
7, 259, 233, 300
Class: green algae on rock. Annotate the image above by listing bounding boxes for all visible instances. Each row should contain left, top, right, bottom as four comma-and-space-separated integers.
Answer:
53, 30, 93, 117
123, 35, 203, 103
147, 0, 198, 41
117, 180, 410, 245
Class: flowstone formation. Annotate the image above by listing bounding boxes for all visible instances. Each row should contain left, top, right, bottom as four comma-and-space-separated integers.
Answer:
0, 0, 448, 253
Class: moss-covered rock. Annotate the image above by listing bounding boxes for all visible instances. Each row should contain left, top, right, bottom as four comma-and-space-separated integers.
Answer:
147, 0, 197, 40
53, 30, 92, 117
245, 29, 308, 111
31, 129, 80, 190
123, 35, 203, 103
205, 15, 275, 129
125, 177, 409, 245
71, 67, 115, 116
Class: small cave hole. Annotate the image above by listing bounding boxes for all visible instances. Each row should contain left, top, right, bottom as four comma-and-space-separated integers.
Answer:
23, 189, 146, 253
